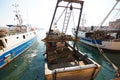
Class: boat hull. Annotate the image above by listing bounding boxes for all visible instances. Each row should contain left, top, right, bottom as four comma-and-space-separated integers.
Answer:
44, 42, 101, 80
45, 61, 100, 80
80, 37, 120, 51
0, 33, 37, 69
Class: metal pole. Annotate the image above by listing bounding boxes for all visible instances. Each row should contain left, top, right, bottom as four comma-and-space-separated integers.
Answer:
48, 0, 60, 37
73, 1, 84, 48
100, 0, 120, 27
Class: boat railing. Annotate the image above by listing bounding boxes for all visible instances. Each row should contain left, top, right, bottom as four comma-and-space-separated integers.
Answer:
66, 43, 95, 64
52, 63, 98, 72
45, 62, 100, 80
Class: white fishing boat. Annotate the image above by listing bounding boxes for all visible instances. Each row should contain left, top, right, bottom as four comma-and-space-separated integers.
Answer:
42, 0, 101, 80
72, 0, 120, 51
0, 4, 37, 69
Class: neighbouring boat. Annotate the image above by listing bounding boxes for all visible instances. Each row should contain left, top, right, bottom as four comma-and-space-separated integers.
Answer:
0, 4, 37, 69
42, 0, 101, 80
72, 25, 120, 51
72, 0, 120, 51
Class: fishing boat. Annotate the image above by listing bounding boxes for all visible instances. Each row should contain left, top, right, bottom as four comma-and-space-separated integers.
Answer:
0, 4, 37, 69
42, 0, 101, 80
72, 0, 120, 51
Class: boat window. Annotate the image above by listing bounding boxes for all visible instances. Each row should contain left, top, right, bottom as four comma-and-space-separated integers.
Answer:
16, 37, 19, 39
5, 39, 7, 43
23, 35, 25, 39
34, 32, 36, 35
85, 33, 94, 38
0, 40, 5, 49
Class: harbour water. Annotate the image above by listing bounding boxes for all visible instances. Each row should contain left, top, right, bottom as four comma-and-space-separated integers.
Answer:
77, 42, 120, 80
0, 30, 120, 80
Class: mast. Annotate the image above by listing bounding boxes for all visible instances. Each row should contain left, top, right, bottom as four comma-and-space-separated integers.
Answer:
12, 3, 23, 25
73, 1, 84, 48
47, 0, 84, 49
47, 0, 60, 37
12, 3, 23, 32
100, 0, 120, 27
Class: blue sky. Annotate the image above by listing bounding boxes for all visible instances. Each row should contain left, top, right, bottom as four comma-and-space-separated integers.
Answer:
0, 0, 118, 28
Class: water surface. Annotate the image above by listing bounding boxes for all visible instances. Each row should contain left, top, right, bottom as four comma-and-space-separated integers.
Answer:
0, 30, 120, 80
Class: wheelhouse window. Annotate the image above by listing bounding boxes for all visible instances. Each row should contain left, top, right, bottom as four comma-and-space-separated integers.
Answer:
23, 35, 26, 39
0, 40, 4, 50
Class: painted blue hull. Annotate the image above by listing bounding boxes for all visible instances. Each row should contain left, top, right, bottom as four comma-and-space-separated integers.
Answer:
0, 36, 37, 69
80, 37, 102, 45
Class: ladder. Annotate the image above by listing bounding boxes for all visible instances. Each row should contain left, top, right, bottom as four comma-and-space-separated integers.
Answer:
62, 5, 72, 34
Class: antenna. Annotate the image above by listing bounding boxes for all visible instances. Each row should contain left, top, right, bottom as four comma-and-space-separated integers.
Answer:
12, 3, 23, 25
12, 3, 19, 14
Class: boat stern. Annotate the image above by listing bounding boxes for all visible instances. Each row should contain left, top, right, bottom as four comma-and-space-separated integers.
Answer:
45, 61, 101, 80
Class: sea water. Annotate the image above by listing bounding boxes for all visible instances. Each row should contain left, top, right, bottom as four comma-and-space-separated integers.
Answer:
0, 30, 120, 80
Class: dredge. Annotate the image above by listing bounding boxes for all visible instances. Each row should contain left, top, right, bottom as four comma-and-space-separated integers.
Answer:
42, 0, 101, 80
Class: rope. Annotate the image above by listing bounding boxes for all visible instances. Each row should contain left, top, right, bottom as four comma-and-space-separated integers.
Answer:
100, 1, 119, 27
71, 9, 75, 28
92, 36, 119, 77
55, 2, 70, 24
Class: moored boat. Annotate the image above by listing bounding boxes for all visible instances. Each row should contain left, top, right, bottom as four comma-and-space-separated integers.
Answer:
72, 0, 120, 51
72, 26, 120, 51
0, 4, 38, 69
42, 0, 101, 80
